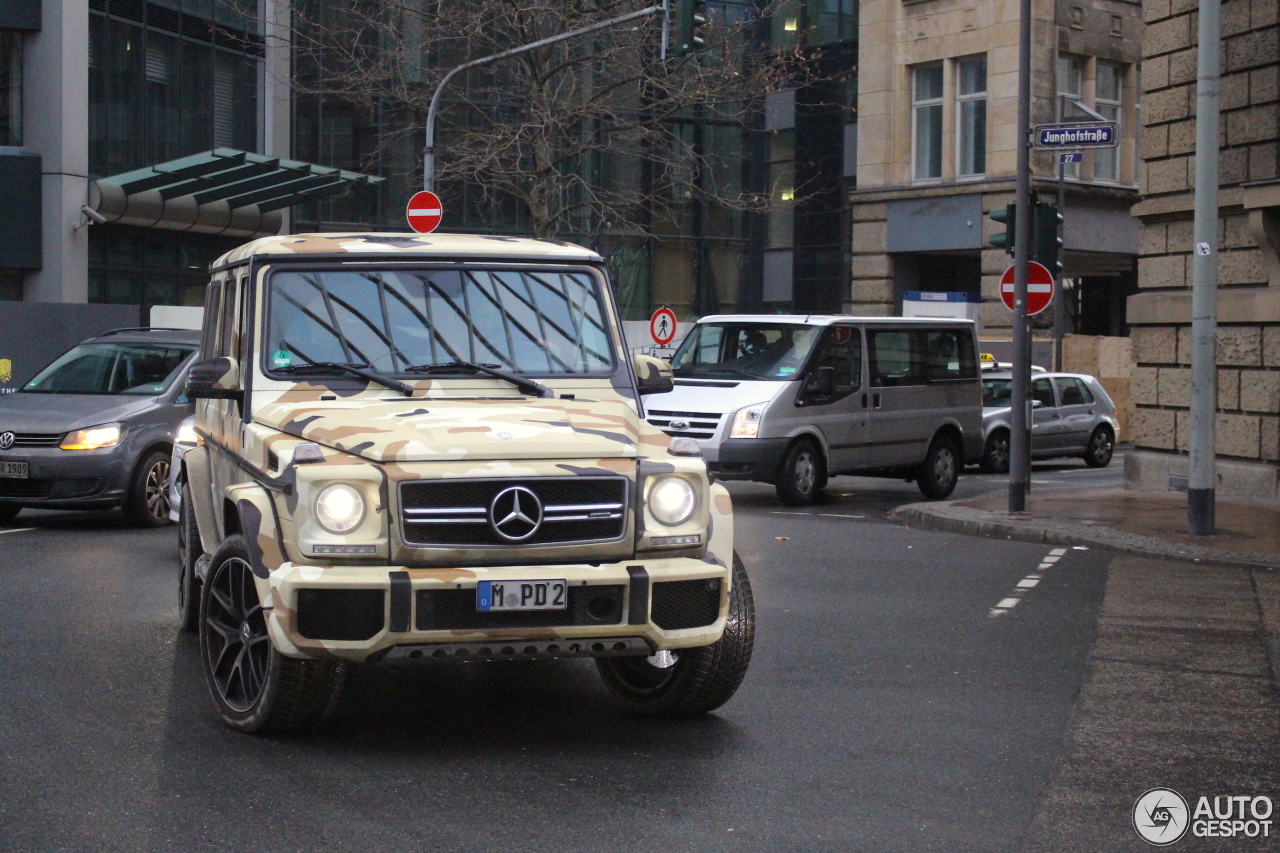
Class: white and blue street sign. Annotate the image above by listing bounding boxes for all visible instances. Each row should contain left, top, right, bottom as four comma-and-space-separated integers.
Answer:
1034, 123, 1116, 148
1059, 151, 1083, 163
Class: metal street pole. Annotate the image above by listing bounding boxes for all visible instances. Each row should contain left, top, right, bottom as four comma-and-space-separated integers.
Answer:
1055, 155, 1066, 372
1009, 0, 1034, 512
422, 6, 663, 193
1188, 0, 1221, 534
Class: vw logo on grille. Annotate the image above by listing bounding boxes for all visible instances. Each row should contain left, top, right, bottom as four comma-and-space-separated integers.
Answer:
488, 485, 543, 542
669, 419, 689, 431
0, 432, 14, 450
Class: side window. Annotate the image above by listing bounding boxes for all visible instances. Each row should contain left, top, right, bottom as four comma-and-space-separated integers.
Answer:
1032, 377, 1057, 408
218, 278, 239, 359
201, 282, 222, 359
869, 329, 928, 387
813, 326, 862, 391
236, 276, 251, 366
926, 328, 977, 380
1055, 376, 1094, 405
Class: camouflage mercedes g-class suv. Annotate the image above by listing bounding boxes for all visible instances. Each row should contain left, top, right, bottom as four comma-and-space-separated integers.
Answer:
179, 233, 753, 733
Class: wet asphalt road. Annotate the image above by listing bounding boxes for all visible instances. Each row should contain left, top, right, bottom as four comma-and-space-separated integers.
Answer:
0, 459, 1115, 852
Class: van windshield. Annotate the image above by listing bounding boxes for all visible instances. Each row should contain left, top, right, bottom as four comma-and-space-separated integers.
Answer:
265, 267, 615, 376
670, 323, 820, 380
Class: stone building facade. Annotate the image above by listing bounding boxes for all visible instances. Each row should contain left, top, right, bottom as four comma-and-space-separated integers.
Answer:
852, 0, 1144, 343
1127, 0, 1280, 498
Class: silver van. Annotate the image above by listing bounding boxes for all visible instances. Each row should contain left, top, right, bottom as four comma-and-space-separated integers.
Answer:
643, 315, 983, 505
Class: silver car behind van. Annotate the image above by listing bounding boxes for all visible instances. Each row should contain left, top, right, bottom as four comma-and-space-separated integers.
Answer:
642, 315, 983, 505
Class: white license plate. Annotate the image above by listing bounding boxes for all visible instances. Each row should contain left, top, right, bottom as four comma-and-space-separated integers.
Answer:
0, 461, 28, 479
477, 580, 567, 612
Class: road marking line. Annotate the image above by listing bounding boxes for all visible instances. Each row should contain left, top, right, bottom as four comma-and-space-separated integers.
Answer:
996, 597, 1021, 609
1017, 578, 1040, 588
989, 548, 1067, 617
0, 527, 37, 535
819, 513, 866, 518
1042, 555, 1061, 563
1049, 548, 1067, 556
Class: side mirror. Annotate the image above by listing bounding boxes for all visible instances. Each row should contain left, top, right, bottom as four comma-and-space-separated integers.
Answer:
806, 365, 836, 398
633, 354, 674, 395
1032, 399, 1044, 409
186, 356, 243, 400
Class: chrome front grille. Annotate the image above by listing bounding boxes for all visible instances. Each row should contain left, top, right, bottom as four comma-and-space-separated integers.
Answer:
399, 477, 629, 547
645, 409, 723, 440
4, 433, 63, 448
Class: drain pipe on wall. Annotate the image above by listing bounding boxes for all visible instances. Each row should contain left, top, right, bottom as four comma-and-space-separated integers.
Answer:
1188, 0, 1221, 535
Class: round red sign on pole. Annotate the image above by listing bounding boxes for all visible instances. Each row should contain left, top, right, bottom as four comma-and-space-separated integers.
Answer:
650, 307, 677, 346
406, 191, 443, 233
999, 261, 1055, 315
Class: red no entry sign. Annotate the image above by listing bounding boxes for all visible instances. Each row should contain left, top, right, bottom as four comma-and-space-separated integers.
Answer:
1000, 262, 1055, 315
406, 191, 443, 233
650, 307, 677, 346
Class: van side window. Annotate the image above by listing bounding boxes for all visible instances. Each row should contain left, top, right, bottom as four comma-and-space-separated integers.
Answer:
868, 329, 928, 387
813, 326, 862, 391
926, 329, 977, 380
201, 282, 222, 359
1032, 377, 1056, 408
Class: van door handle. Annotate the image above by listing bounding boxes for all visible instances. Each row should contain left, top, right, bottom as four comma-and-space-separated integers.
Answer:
873, 393, 882, 409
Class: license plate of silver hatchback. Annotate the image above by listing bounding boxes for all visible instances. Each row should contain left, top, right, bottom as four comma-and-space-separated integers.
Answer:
477, 579, 567, 612
0, 461, 28, 478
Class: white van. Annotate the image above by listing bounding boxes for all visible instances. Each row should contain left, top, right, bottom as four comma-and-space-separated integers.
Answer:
643, 315, 983, 505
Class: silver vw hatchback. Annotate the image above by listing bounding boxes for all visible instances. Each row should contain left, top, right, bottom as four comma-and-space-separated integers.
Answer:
0, 328, 199, 525
979, 371, 1118, 472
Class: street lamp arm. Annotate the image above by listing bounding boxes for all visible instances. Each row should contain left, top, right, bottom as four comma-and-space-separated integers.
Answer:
423, 5, 664, 192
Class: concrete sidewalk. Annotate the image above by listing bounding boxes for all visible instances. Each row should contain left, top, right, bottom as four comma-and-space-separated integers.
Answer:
895, 488, 1280, 569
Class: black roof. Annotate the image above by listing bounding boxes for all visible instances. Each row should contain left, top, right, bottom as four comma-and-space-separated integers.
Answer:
89, 327, 202, 345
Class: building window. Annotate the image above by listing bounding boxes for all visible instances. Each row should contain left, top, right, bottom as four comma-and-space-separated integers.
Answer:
912, 64, 944, 182
0, 31, 21, 146
1056, 54, 1083, 179
956, 57, 986, 178
1095, 61, 1122, 182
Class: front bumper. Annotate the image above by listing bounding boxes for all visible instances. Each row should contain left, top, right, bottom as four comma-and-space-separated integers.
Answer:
0, 446, 133, 509
705, 438, 790, 482
262, 555, 731, 663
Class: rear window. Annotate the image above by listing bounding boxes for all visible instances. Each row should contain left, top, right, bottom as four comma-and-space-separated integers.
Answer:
22, 342, 196, 395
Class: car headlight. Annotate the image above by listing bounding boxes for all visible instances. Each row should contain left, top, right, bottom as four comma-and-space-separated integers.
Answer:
314, 483, 366, 534
60, 423, 122, 450
730, 402, 769, 438
649, 476, 697, 526
175, 422, 199, 447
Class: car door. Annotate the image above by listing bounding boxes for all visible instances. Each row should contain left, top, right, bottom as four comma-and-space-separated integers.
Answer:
1030, 376, 1063, 453
1053, 376, 1097, 452
208, 274, 245, 533
798, 325, 867, 472
865, 327, 933, 466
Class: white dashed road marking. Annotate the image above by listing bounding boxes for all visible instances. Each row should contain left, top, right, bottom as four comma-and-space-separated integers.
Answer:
989, 547, 1069, 617
0, 527, 37, 535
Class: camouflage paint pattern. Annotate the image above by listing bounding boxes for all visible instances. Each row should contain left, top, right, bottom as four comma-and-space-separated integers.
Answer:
187, 234, 735, 662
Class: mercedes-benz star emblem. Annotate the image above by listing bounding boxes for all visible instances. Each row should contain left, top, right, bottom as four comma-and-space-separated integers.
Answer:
669, 420, 689, 431
488, 486, 543, 542
0, 432, 14, 450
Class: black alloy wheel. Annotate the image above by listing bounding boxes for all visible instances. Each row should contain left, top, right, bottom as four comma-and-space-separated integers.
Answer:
126, 450, 173, 527
203, 555, 271, 713
1084, 425, 1115, 468
981, 430, 1011, 474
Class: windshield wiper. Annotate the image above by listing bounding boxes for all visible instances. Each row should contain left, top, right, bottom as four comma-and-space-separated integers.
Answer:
275, 360, 416, 397
404, 360, 554, 398
674, 367, 759, 380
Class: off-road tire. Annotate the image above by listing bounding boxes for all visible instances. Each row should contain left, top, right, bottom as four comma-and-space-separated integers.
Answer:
125, 449, 173, 527
177, 482, 202, 633
0, 504, 22, 524
1083, 425, 1115, 468
980, 429, 1011, 474
596, 551, 754, 716
917, 434, 960, 499
775, 439, 825, 506
199, 535, 345, 733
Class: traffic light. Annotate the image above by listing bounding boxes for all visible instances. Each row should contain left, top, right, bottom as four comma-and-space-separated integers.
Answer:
989, 204, 1015, 255
675, 0, 708, 55
1033, 201, 1064, 273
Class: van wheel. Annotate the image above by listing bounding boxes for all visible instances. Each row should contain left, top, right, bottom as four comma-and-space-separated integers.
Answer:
917, 434, 960, 499
775, 439, 825, 506
1083, 425, 1114, 468
980, 429, 1010, 474
199, 535, 346, 733
178, 482, 202, 633
596, 551, 754, 715
125, 450, 172, 527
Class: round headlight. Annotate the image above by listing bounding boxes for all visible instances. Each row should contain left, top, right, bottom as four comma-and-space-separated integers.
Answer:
314, 483, 365, 534
649, 476, 697, 526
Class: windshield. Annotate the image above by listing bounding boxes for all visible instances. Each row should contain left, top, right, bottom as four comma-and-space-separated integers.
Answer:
265, 267, 615, 376
982, 377, 1012, 406
22, 342, 196, 395
669, 323, 821, 380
